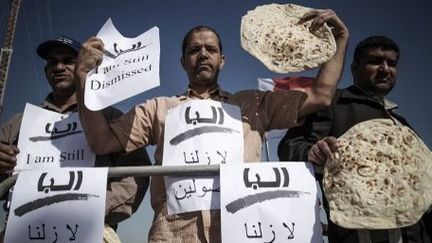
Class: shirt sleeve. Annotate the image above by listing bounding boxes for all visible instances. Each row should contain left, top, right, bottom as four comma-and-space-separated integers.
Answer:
256, 90, 307, 130
232, 89, 307, 133
110, 98, 159, 153
0, 113, 23, 185
0, 113, 23, 145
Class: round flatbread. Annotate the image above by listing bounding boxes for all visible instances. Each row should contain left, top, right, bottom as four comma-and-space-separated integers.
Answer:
324, 119, 432, 229
240, 3, 336, 73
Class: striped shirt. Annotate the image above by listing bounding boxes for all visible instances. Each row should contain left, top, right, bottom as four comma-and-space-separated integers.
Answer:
110, 86, 306, 242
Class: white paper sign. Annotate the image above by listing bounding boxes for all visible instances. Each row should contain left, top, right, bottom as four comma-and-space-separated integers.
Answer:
221, 162, 322, 243
4, 167, 107, 243
163, 100, 244, 215
85, 18, 160, 111
15, 103, 95, 170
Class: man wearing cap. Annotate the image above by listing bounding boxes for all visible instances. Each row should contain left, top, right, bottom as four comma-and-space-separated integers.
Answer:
0, 36, 151, 242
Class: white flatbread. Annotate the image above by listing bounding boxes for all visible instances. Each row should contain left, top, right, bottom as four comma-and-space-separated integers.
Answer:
324, 119, 432, 229
241, 3, 336, 73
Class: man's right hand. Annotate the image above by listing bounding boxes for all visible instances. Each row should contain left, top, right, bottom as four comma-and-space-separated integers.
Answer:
0, 143, 19, 173
76, 37, 105, 74
299, 8, 349, 41
308, 136, 338, 165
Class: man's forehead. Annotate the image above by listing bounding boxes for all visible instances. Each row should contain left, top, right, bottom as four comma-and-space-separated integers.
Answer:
187, 31, 219, 45
366, 47, 397, 56
363, 47, 397, 60
187, 41, 219, 48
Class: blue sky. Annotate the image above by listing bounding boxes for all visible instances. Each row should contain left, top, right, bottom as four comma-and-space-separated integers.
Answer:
1, 0, 431, 242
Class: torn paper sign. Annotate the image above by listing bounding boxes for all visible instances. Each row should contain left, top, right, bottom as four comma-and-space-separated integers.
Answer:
85, 18, 160, 110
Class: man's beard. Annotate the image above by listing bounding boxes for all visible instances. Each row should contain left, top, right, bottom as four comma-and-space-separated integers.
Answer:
192, 69, 219, 86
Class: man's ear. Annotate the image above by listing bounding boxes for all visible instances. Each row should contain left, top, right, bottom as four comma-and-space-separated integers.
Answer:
44, 65, 49, 78
350, 62, 357, 76
180, 56, 185, 70
218, 54, 225, 70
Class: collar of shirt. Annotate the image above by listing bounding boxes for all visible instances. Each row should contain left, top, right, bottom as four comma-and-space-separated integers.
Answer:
351, 85, 398, 111
41, 93, 78, 113
178, 85, 230, 101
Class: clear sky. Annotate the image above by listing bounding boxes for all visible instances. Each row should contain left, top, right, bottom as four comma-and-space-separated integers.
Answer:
0, 0, 431, 242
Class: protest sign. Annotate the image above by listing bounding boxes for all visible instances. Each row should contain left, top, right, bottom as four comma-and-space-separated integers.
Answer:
5, 167, 107, 243
85, 18, 160, 110
221, 162, 322, 242
16, 103, 95, 170
163, 100, 243, 215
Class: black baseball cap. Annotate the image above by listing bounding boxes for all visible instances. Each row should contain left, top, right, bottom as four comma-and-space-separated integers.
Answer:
36, 36, 81, 59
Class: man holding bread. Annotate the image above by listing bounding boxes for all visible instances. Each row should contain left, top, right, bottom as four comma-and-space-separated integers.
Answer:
278, 36, 431, 243
74, 7, 349, 243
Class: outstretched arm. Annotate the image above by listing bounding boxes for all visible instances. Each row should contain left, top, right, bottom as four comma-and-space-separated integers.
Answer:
75, 37, 123, 154
299, 9, 349, 117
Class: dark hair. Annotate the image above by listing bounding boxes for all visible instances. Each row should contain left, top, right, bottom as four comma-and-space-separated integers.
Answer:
181, 25, 223, 56
353, 36, 400, 64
